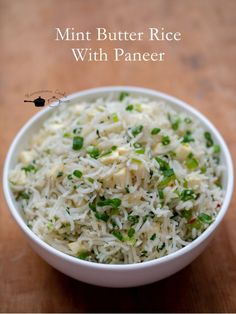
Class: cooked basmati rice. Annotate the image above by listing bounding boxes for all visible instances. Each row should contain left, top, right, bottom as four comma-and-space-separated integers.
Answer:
9, 92, 224, 264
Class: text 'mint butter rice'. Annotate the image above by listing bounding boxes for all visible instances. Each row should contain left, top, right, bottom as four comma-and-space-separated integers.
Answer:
9, 92, 224, 264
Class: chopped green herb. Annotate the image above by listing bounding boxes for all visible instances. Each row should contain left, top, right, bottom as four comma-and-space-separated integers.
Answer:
89, 202, 96, 212
111, 208, 119, 215
171, 118, 181, 131
148, 211, 155, 219
100, 151, 112, 158
158, 175, 174, 188
119, 92, 129, 101
150, 233, 156, 241
163, 168, 175, 177
186, 158, 199, 170
131, 125, 143, 137
215, 177, 222, 188
22, 164, 37, 173
151, 128, 161, 135
198, 213, 212, 224
182, 130, 194, 143
133, 142, 142, 148
149, 169, 154, 179
95, 211, 109, 222
131, 158, 142, 164
135, 148, 145, 154
67, 174, 73, 180
96, 129, 100, 138
128, 228, 135, 238
213, 155, 220, 165
168, 114, 181, 131
18, 191, 30, 200
73, 127, 82, 134
161, 135, 170, 145
170, 151, 177, 158
112, 230, 124, 241
158, 243, 166, 251
97, 198, 121, 209
157, 189, 164, 200
204, 131, 214, 147
111, 113, 119, 122
63, 133, 73, 138
77, 250, 89, 260
47, 222, 53, 230
141, 250, 148, 257
134, 104, 142, 112
126, 104, 134, 111
100, 146, 117, 157
188, 218, 202, 230
213, 145, 220, 153
184, 117, 192, 124
182, 209, 192, 221
173, 188, 180, 196
156, 158, 176, 188
128, 215, 139, 226
56, 171, 63, 178
88, 177, 94, 183
142, 213, 149, 223
180, 189, 196, 201
155, 157, 170, 171
73, 170, 83, 178
111, 219, 118, 228
183, 179, 188, 188
125, 237, 136, 246
186, 154, 199, 170
72, 136, 84, 150
125, 185, 130, 193
200, 166, 206, 174
87, 146, 100, 159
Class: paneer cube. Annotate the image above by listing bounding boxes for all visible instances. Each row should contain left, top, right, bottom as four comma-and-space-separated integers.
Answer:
113, 167, 131, 188
19, 151, 35, 164
187, 174, 202, 189
10, 170, 27, 185
87, 109, 99, 119
130, 161, 147, 179
49, 163, 64, 178
48, 123, 64, 132
68, 241, 86, 254
74, 104, 84, 114
100, 151, 119, 164
175, 144, 192, 161
153, 143, 162, 154
117, 146, 129, 155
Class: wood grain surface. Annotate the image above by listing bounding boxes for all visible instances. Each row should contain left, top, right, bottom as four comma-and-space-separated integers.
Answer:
0, 0, 236, 312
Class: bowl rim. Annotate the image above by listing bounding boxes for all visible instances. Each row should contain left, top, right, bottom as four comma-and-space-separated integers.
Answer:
3, 85, 234, 270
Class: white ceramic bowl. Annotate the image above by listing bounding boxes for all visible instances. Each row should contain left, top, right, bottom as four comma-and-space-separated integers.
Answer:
3, 86, 234, 287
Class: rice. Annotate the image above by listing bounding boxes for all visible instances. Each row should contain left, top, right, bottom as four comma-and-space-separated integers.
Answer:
9, 92, 224, 264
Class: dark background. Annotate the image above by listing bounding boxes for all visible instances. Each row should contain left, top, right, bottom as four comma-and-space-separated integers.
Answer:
0, 0, 236, 312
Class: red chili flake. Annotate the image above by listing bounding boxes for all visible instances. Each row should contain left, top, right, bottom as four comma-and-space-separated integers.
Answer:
217, 203, 221, 208
188, 217, 196, 224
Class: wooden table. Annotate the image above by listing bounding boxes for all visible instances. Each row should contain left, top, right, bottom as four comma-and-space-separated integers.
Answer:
1, 0, 235, 312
